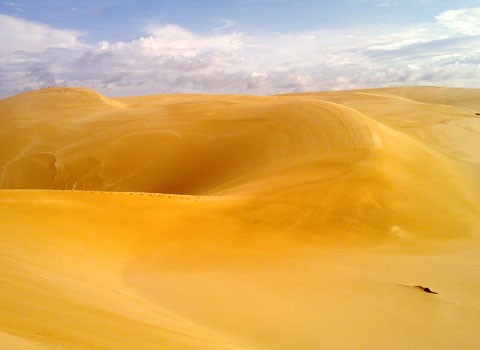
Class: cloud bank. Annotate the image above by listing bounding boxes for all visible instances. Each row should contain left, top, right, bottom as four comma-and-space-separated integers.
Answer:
1, 8, 480, 97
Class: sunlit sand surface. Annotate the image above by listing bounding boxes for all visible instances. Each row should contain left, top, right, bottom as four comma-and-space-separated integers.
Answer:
1, 86, 479, 349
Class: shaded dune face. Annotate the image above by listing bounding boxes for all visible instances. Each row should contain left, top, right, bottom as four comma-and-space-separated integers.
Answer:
1, 87, 479, 240
0, 90, 373, 194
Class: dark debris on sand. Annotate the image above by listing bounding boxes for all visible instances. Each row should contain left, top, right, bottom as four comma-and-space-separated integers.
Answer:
414, 285, 438, 294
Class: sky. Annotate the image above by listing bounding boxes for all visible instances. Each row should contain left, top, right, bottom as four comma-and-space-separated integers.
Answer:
1, 0, 480, 97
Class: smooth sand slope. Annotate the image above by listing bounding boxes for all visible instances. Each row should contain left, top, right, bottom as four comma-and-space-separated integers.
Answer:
1, 86, 480, 349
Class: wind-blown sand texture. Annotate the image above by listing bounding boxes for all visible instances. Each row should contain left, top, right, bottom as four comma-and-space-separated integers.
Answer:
1, 86, 479, 349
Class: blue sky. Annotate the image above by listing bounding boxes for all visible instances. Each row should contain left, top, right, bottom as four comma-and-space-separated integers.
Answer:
1, 0, 480, 96
3, 1, 478, 42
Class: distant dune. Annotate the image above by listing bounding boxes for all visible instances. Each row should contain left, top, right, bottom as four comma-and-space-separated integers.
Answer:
1, 86, 479, 349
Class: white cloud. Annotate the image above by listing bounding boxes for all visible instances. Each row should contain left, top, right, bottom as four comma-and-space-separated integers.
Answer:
2, 8, 480, 98
0, 14, 84, 55
212, 19, 236, 33
376, 1, 397, 7
104, 24, 244, 57
436, 7, 480, 35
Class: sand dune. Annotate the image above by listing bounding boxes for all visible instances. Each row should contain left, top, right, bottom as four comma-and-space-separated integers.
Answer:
1, 86, 479, 349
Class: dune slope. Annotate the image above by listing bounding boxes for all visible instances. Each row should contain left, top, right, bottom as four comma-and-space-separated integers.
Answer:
1, 86, 480, 349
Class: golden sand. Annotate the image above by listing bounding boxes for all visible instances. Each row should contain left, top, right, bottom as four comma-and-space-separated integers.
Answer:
1, 86, 479, 349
